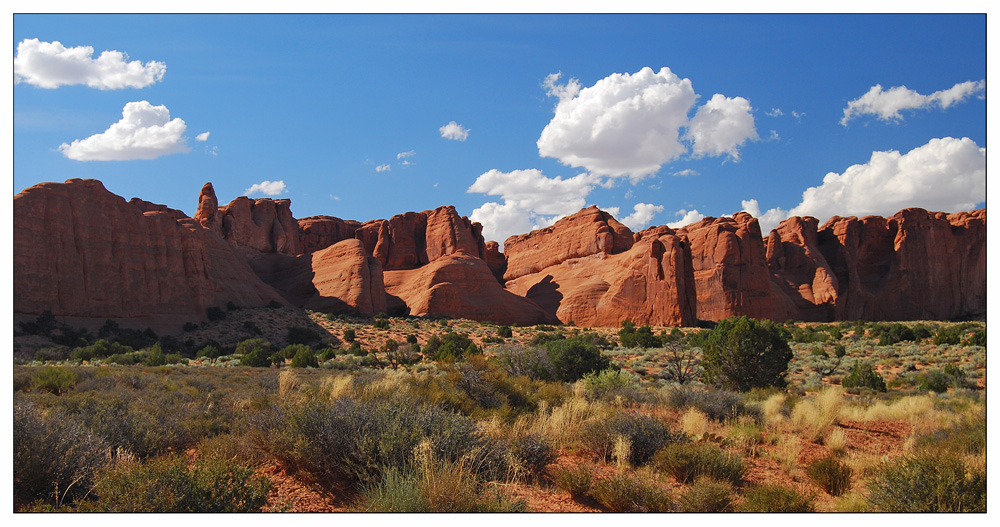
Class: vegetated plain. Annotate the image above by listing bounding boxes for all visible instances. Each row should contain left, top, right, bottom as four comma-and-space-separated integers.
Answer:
13, 305, 986, 513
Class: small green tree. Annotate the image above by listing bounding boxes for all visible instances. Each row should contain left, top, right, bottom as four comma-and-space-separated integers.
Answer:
289, 346, 318, 368
841, 361, 886, 392
237, 338, 273, 367
700, 316, 792, 391
545, 337, 613, 382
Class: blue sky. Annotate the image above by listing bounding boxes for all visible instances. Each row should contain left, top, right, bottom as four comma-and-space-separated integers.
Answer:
13, 14, 986, 247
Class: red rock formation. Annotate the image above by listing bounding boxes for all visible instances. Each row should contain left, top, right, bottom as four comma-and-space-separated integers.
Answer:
14, 179, 287, 331
128, 197, 188, 221
298, 215, 364, 254
214, 196, 304, 255
304, 239, 387, 316
193, 182, 223, 234
484, 241, 507, 282
383, 251, 556, 325
503, 206, 634, 282
503, 210, 696, 327
816, 208, 986, 321
676, 213, 774, 321
765, 216, 840, 321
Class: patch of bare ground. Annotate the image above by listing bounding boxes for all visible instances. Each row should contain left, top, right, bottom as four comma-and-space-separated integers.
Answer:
257, 464, 347, 512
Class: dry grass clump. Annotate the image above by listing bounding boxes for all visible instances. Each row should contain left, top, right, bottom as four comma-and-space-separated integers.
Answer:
680, 407, 711, 438
762, 392, 789, 426
790, 387, 844, 442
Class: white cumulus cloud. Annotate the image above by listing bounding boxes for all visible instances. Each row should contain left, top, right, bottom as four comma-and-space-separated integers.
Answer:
14, 38, 166, 90
245, 180, 288, 197
376, 164, 391, 172
58, 101, 190, 161
195, 131, 210, 142
619, 203, 665, 231
537, 67, 757, 180
686, 94, 758, 160
397, 150, 416, 159
667, 209, 706, 229
743, 137, 986, 232
468, 168, 599, 244
840, 80, 985, 126
440, 121, 469, 141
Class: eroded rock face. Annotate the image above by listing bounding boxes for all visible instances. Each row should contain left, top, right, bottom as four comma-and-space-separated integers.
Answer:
298, 215, 364, 254
484, 241, 507, 282
503, 210, 696, 327
815, 208, 986, 321
304, 239, 387, 316
503, 206, 634, 282
14, 179, 286, 331
765, 216, 840, 321
383, 251, 556, 325
677, 213, 774, 321
128, 197, 188, 221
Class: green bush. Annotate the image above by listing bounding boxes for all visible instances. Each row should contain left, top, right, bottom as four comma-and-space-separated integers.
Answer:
289, 346, 318, 368
237, 338, 273, 367
582, 413, 684, 466
700, 316, 792, 391
14, 398, 108, 505
582, 368, 638, 401
425, 332, 479, 362
89, 454, 271, 512
874, 323, 916, 345
545, 337, 612, 382
963, 329, 985, 347
841, 361, 886, 392
652, 442, 746, 484
373, 318, 390, 330
678, 477, 735, 512
33, 366, 78, 395
196, 345, 222, 359
933, 325, 963, 346
739, 485, 815, 512
498, 325, 513, 338
914, 369, 951, 393
618, 321, 659, 348
806, 455, 852, 496
590, 472, 673, 512
342, 328, 356, 343
866, 453, 985, 512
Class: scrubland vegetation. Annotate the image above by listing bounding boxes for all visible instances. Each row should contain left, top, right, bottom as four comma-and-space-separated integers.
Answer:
12, 309, 986, 512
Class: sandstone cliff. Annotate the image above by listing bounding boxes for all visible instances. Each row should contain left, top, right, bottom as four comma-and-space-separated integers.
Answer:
14, 179, 287, 330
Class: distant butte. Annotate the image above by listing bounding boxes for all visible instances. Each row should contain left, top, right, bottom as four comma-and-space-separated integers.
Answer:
13, 179, 985, 333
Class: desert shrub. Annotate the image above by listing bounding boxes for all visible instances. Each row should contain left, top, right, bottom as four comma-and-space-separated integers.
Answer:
665, 385, 761, 422
497, 325, 513, 338
70, 339, 132, 362
507, 433, 556, 482
618, 320, 658, 348
652, 442, 746, 484
590, 471, 673, 512
841, 361, 886, 392
342, 328, 356, 343
425, 332, 479, 362
866, 453, 985, 512
545, 337, 612, 382
32, 366, 78, 395
237, 338, 273, 367
552, 464, 594, 499
582, 368, 639, 401
739, 485, 815, 512
14, 398, 108, 505
914, 369, 951, 393
700, 316, 792, 391
582, 412, 684, 466
933, 325, 964, 346
287, 326, 322, 345
963, 328, 985, 347
660, 340, 701, 384
259, 397, 503, 487
873, 322, 916, 345
141, 343, 166, 367
289, 346, 318, 368
182, 322, 198, 332
196, 345, 222, 359
373, 318, 390, 330
678, 477, 735, 512
89, 453, 271, 512
806, 455, 852, 496
75, 396, 192, 459
493, 344, 556, 380
914, 410, 985, 455
206, 306, 226, 322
